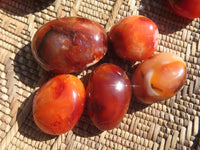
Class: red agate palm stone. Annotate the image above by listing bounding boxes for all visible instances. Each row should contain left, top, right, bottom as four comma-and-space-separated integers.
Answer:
32, 17, 107, 73
86, 64, 132, 130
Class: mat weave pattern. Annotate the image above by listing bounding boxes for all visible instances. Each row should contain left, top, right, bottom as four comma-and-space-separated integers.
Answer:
0, 0, 200, 149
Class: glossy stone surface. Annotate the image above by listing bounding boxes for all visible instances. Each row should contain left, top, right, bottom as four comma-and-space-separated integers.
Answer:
132, 53, 187, 104
86, 64, 132, 130
33, 74, 86, 135
32, 17, 107, 73
167, 0, 200, 19
108, 15, 159, 61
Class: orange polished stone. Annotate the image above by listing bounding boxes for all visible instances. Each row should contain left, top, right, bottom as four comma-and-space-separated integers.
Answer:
86, 64, 132, 130
32, 17, 107, 73
33, 74, 86, 135
108, 15, 159, 61
167, 0, 200, 19
132, 53, 187, 104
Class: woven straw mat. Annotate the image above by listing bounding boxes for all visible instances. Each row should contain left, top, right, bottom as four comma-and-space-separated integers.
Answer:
0, 0, 200, 149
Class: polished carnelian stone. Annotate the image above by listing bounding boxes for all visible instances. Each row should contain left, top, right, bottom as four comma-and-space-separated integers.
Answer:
108, 15, 159, 61
33, 74, 86, 135
132, 53, 187, 104
31, 17, 107, 73
167, 0, 200, 19
86, 64, 132, 130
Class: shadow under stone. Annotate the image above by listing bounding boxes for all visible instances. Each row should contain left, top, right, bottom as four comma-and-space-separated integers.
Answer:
0, 0, 55, 16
